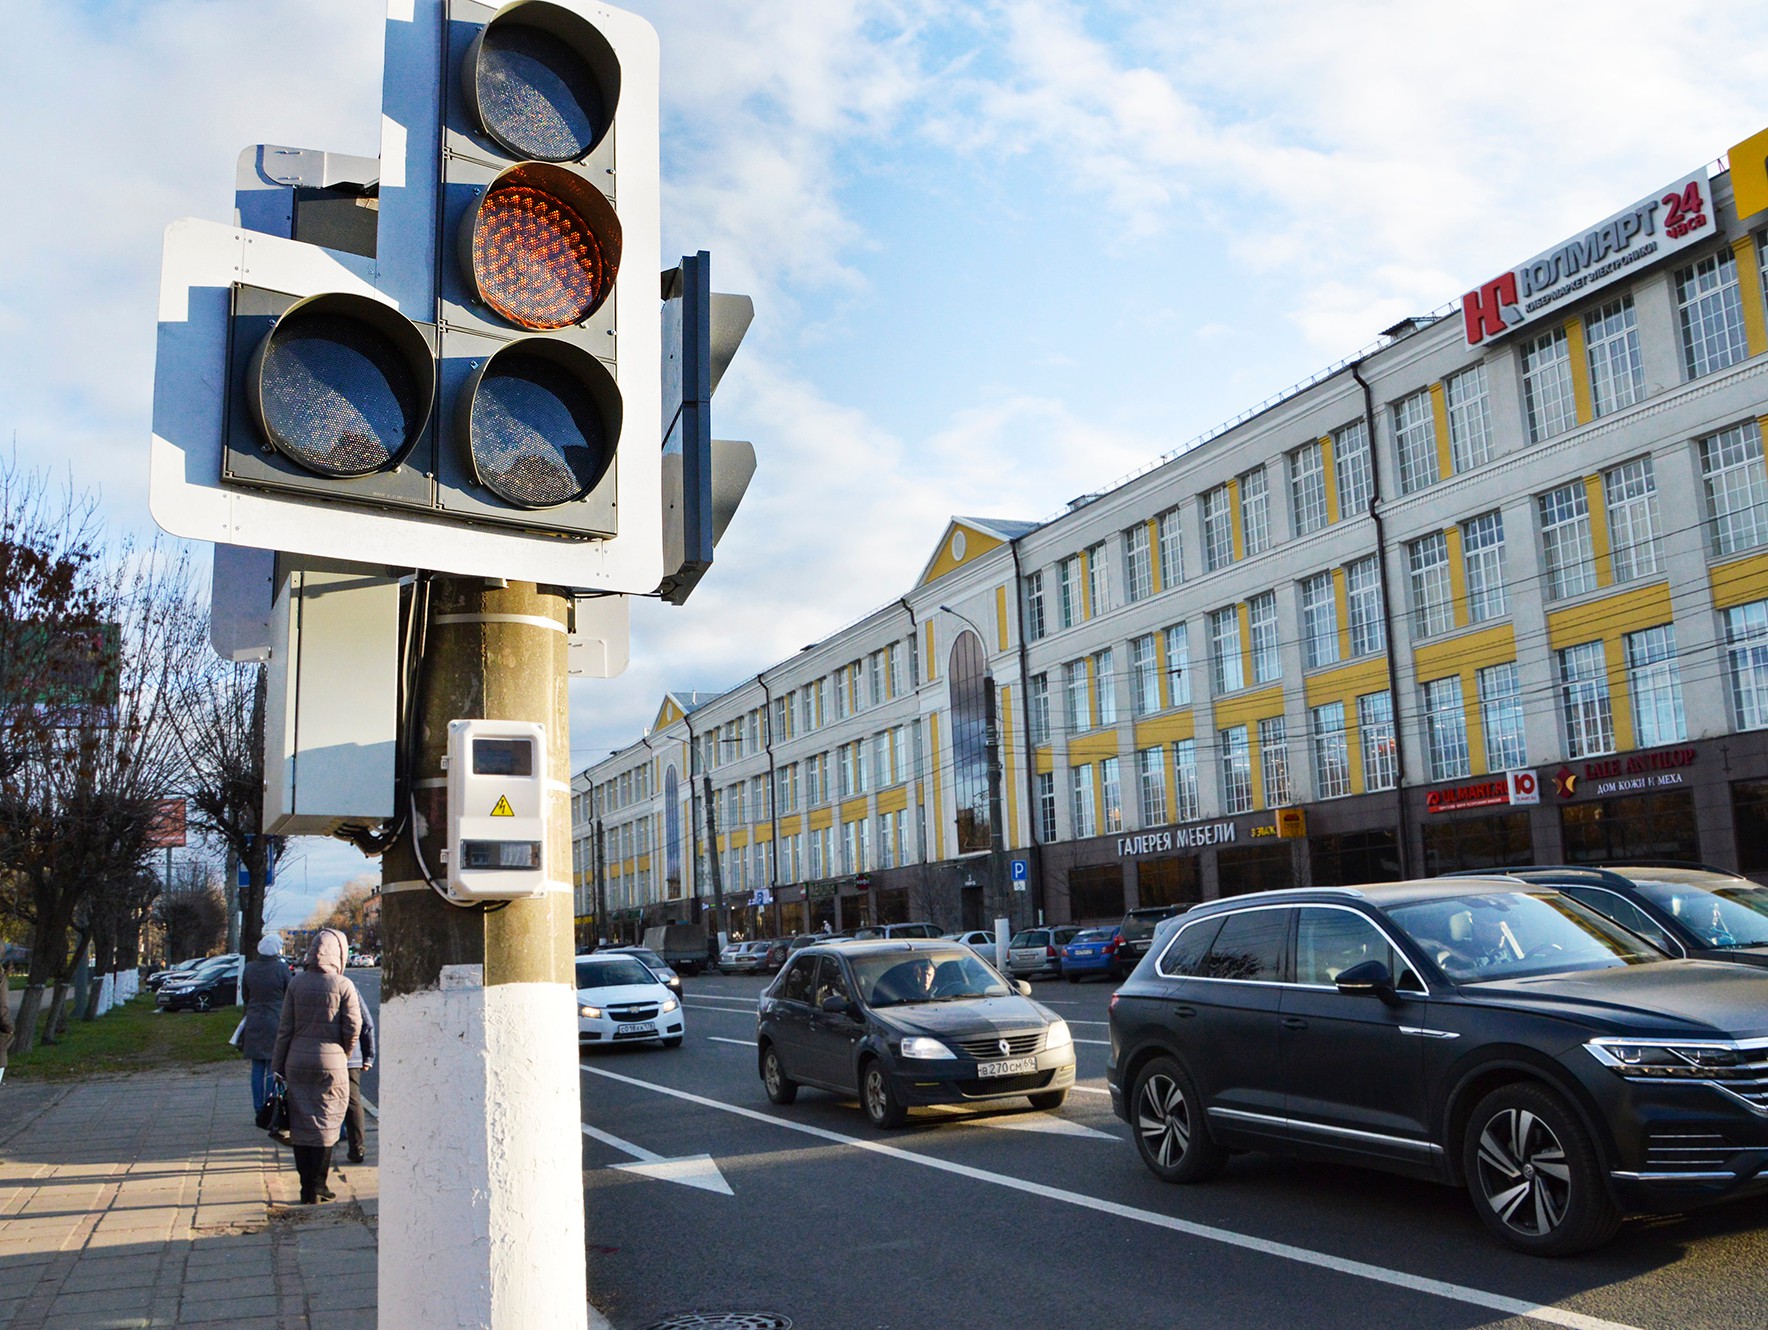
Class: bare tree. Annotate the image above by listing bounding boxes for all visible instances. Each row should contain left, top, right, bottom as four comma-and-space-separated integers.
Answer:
155, 877, 228, 962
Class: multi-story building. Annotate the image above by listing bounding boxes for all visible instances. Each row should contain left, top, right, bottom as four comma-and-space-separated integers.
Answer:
574, 137, 1768, 943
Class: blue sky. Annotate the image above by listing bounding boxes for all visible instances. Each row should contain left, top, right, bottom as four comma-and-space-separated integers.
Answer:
6, 1, 1768, 926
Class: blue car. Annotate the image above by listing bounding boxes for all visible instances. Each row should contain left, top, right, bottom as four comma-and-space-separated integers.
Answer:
1060, 927, 1121, 982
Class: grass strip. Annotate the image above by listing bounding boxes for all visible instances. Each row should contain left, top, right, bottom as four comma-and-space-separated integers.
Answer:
8, 996, 244, 1080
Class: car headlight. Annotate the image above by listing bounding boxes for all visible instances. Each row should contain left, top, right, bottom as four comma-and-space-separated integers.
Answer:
1586, 1038, 1747, 1079
899, 1035, 955, 1060
660, 998, 679, 1014
1044, 1019, 1072, 1052
579, 1005, 603, 1019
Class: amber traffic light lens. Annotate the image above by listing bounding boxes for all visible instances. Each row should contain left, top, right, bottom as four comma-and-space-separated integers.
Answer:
468, 348, 616, 508
472, 173, 611, 330
474, 21, 608, 163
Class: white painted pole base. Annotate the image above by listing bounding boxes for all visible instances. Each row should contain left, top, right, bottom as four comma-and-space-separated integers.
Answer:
379, 970, 589, 1330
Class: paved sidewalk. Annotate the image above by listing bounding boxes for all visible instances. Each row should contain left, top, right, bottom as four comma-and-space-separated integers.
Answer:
0, 1065, 378, 1330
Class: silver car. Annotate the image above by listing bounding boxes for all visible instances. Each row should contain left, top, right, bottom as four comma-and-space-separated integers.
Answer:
719, 940, 771, 974
1007, 926, 1082, 979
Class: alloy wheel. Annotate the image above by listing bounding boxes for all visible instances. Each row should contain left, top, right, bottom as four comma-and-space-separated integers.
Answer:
864, 1067, 888, 1120
1136, 1072, 1191, 1169
1475, 1108, 1572, 1237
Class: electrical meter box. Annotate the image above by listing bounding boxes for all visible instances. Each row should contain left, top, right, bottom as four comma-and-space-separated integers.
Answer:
445, 720, 551, 902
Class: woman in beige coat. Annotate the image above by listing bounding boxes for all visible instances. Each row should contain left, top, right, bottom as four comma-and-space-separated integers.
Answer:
272, 929, 362, 1204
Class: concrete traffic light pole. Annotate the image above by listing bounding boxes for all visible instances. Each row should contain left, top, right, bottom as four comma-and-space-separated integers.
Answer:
378, 576, 589, 1330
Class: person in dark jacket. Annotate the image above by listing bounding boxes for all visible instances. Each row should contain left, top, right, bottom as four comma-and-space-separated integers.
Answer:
272, 929, 361, 1204
0, 983, 13, 1086
241, 933, 291, 1120
339, 994, 375, 1164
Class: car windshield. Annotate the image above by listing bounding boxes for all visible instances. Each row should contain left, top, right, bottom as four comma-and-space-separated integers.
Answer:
849, 949, 1012, 1007
1387, 890, 1663, 983
576, 958, 656, 989
1620, 873, 1768, 948
1071, 928, 1114, 943
1119, 912, 1171, 941
1008, 931, 1041, 947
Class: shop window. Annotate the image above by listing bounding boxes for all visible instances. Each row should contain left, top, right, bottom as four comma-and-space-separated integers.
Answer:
1217, 843, 1294, 896
1310, 830, 1402, 887
1421, 811, 1535, 875
1137, 855, 1201, 908
1560, 790, 1699, 864
1069, 865, 1126, 921
1731, 782, 1768, 875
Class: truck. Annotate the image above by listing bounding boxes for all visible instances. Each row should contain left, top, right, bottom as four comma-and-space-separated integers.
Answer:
642, 923, 712, 975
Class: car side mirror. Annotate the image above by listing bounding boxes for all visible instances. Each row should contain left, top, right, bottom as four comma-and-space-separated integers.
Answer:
1013, 980, 1032, 997
1334, 959, 1402, 1006
819, 995, 852, 1016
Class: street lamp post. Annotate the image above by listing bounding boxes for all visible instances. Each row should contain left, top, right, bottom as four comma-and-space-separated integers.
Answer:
938, 605, 1011, 931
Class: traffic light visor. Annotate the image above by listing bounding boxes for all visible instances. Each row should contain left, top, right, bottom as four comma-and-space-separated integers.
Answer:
462, 338, 621, 509
246, 293, 434, 478
465, 2, 621, 163
465, 162, 622, 331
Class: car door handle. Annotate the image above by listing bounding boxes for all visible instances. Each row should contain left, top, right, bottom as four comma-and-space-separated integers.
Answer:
1282, 1017, 1308, 1031
1172, 1005, 1197, 1019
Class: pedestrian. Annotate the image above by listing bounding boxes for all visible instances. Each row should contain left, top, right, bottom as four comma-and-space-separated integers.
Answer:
240, 933, 291, 1125
339, 994, 375, 1165
272, 928, 362, 1205
0, 980, 14, 1086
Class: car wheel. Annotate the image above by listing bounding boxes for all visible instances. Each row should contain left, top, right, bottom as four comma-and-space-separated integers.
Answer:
194, 993, 212, 1013
861, 1059, 908, 1129
1028, 1089, 1068, 1110
1463, 1082, 1620, 1256
662, 1036, 683, 1049
1064, 971, 1079, 984
1131, 1056, 1226, 1183
761, 1044, 797, 1105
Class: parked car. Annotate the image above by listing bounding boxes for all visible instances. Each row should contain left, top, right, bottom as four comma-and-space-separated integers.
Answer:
156, 955, 244, 1012
1464, 864, 1768, 967
1006, 926, 1081, 979
598, 945, 683, 999
1115, 904, 1189, 975
1109, 878, 1768, 1255
761, 938, 793, 972
147, 959, 205, 991
851, 921, 943, 940
719, 940, 773, 974
1059, 927, 1122, 982
756, 939, 1075, 1128
575, 953, 683, 1049
943, 929, 1003, 962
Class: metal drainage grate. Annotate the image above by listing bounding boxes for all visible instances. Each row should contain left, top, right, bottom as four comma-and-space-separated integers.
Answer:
645, 1316, 792, 1330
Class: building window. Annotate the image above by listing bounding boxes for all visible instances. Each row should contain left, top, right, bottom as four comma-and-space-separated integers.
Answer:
1290, 441, 1328, 536
1520, 325, 1577, 443
1585, 296, 1644, 416
1478, 661, 1527, 772
1028, 673, 1050, 745
1258, 716, 1291, 807
1210, 607, 1244, 694
1164, 624, 1190, 707
1064, 660, 1088, 735
1312, 701, 1350, 800
1219, 726, 1253, 815
1423, 675, 1470, 781
1300, 571, 1338, 669
1093, 648, 1117, 727
1239, 467, 1271, 556
1156, 506, 1184, 589
1558, 640, 1615, 759
1131, 634, 1159, 716
1171, 739, 1201, 822
1727, 600, 1768, 732
1677, 249, 1748, 380
1022, 571, 1046, 642
1058, 555, 1082, 629
867, 651, 885, 708
1070, 765, 1097, 839
1408, 532, 1453, 638
1123, 524, 1152, 603
1701, 422, 1768, 557
1345, 556, 1384, 657
1538, 481, 1597, 600
1099, 757, 1124, 834
1086, 541, 1110, 617
1202, 485, 1234, 571
1604, 456, 1661, 584
1461, 510, 1506, 624
1036, 771, 1057, 842
1626, 625, 1687, 749
1393, 388, 1438, 495
1248, 591, 1280, 684
1444, 364, 1493, 472
1137, 747, 1167, 827
1335, 419, 1373, 517
1359, 691, 1397, 792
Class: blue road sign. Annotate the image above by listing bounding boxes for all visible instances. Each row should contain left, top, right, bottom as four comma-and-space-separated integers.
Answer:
1010, 859, 1029, 883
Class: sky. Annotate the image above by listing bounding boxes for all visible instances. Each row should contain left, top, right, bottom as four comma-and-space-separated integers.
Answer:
7, 1, 1768, 927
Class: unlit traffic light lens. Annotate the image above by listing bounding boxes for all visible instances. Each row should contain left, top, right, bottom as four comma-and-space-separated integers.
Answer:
250, 296, 433, 479
468, 348, 617, 508
472, 172, 610, 330
475, 22, 607, 162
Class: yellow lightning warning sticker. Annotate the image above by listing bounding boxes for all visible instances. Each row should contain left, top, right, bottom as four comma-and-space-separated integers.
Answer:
490, 795, 515, 817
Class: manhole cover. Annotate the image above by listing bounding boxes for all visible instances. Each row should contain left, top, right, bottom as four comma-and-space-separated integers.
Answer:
644, 1315, 792, 1330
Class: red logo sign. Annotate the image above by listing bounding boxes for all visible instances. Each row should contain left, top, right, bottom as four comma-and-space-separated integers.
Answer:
1553, 768, 1578, 800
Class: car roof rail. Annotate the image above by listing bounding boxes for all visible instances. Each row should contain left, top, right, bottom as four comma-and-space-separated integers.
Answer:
1593, 858, 1734, 874
1442, 864, 1639, 890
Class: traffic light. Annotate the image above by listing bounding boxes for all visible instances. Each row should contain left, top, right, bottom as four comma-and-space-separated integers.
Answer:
150, 0, 662, 592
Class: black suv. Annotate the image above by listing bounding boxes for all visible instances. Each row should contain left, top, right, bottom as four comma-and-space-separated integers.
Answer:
1115, 904, 1189, 976
1108, 878, 1768, 1254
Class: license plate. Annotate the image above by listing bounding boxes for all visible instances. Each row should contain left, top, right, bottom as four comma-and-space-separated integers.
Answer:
977, 1056, 1037, 1078
1074, 948, 1097, 956
616, 1022, 655, 1035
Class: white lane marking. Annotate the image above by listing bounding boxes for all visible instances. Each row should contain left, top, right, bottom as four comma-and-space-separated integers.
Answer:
935, 1108, 1118, 1140
1070, 1085, 1111, 1095
580, 1122, 734, 1195
1073, 1038, 1110, 1046
708, 1037, 750, 1046
362, 1096, 380, 1120
579, 1065, 1641, 1330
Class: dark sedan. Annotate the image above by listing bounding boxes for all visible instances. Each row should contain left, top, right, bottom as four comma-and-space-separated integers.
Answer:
156, 956, 243, 1012
757, 940, 1076, 1128
1108, 878, 1768, 1255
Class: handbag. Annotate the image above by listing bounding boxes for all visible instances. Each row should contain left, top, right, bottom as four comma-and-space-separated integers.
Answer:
257, 1076, 291, 1133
